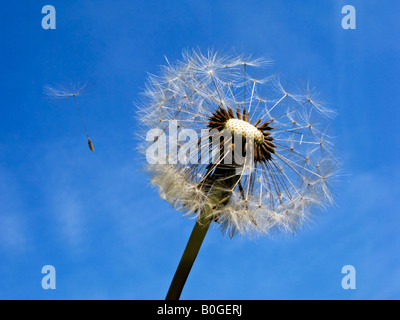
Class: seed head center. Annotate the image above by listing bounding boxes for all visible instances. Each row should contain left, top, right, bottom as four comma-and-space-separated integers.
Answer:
225, 119, 264, 144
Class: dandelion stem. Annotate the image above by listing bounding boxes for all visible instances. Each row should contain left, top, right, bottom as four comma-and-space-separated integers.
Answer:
73, 95, 94, 152
165, 207, 212, 300
166, 165, 240, 300
73, 95, 89, 139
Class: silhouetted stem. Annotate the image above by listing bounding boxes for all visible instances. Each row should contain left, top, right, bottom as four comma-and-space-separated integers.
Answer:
165, 165, 240, 300
165, 206, 212, 300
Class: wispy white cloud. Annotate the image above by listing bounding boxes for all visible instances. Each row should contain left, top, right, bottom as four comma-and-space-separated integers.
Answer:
50, 189, 88, 253
0, 169, 29, 254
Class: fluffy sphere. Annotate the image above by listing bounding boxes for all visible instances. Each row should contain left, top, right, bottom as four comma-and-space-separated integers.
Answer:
138, 50, 338, 237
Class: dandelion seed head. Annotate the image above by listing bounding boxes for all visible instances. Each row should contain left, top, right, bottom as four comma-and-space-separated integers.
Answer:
138, 49, 338, 237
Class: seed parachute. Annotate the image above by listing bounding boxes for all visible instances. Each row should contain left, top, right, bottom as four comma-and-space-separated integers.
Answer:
44, 84, 94, 152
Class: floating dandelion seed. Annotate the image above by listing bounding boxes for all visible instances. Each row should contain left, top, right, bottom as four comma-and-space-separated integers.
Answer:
44, 84, 94, 152
138, 50, 339, 299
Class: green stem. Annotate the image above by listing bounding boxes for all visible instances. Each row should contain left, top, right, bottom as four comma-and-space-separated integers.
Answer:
165, 165, 240, 300
165, 207, 212, 300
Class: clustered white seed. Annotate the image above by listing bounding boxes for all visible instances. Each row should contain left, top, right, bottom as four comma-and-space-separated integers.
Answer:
225, 119, 264, 145
138, 50, 339, 237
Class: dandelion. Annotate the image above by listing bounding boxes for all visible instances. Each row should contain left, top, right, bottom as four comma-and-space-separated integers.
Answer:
138, 50, 338, 299
44, 83, 94, 152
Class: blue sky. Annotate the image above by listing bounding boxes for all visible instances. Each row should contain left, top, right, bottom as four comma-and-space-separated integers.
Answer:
0, 0, 399, 299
